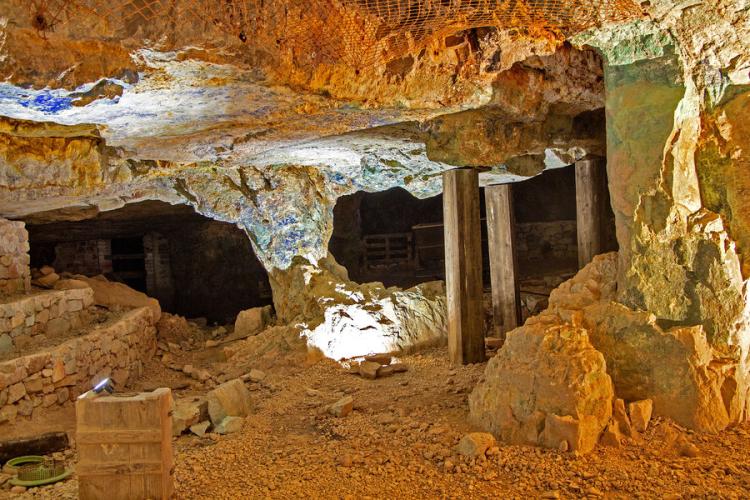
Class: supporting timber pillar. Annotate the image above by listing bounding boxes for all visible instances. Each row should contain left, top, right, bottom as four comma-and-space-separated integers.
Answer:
443, 168, 485, 365
575, 157, 604, 269
486, 184, 520, 343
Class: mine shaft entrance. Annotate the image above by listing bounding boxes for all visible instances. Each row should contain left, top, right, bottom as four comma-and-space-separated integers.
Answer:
26, 201, 272, 324
331, 164, 617, 321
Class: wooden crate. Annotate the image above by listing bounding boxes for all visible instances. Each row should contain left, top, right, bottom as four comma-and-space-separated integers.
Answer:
76, 388, 174, 500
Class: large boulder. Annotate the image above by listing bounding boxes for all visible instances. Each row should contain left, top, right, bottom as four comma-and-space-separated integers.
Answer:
469, 320, 614, 454
234, 305, 273, 337
543, 253, 747, 433
74, 275, 161, 321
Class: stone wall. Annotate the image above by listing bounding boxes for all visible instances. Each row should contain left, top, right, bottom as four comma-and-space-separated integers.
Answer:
0, 288, 95, 355
0, 306, 157, 424
0, 218, 31, 296
516, 220, 577, 264
53, 239, 112, 277
144, 232, 174, 310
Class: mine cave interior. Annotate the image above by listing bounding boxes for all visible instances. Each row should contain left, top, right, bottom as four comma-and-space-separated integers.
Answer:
0, 0, 749, 497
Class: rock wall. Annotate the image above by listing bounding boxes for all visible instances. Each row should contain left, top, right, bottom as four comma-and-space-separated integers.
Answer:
0, 288, 95, 355
0, 218, 31, 296
0, 306, 157, 425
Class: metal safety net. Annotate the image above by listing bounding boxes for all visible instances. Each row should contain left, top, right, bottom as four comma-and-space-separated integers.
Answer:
24, 0, 641, 70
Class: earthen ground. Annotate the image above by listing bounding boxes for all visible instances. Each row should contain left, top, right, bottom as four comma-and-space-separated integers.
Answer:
2, 345, 750, 499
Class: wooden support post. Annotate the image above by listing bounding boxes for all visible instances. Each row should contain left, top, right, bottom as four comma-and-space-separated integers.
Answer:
486, 184, 520, 343
443, 168, 485, 365
575, 158, 604, 269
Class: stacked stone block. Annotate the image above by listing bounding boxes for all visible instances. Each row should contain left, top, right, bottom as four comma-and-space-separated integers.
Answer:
53, 239, 112, 276
0, 306, 157, 424
144, 232, 174, 309
0, 288, 95, 355
0, 218, 31, 296
516, 221, 578, 263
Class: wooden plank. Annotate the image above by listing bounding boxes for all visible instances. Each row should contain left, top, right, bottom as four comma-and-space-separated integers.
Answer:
443, 168, 485, 365
575, 158, 604, 268
77, 429, 163, 444
77, 462, 165, 475
485, 184, 521, 343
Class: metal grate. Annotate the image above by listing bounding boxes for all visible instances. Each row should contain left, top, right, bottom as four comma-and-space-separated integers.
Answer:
17, 459, 67, 482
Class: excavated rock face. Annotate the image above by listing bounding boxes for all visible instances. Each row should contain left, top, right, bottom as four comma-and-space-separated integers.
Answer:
0, 25, 607, 362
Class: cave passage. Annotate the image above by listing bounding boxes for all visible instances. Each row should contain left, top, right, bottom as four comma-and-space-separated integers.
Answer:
331, 165, 617, 318
26, 201, 272, 324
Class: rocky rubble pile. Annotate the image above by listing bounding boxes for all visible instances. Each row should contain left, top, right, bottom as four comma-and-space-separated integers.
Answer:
347, 354, 409, 380
172, 376, 258, 437
471, 252, 750, 453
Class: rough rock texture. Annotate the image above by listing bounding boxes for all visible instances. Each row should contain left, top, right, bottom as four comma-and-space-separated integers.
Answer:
469, 318, 614, 453
206, 378, 253, 426
271, 255, 447, 360
472, 253, 749, 445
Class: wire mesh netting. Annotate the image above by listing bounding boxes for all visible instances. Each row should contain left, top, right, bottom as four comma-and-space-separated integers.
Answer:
24, 0, 642, 70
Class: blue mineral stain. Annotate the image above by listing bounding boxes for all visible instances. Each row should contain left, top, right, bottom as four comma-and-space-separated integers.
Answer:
278, 215, 297, 226
19, 92, 73, 113
328, 172, 346, 184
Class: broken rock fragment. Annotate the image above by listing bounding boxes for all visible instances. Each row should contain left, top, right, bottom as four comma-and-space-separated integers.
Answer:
172, 397, 208, 436
364, 354, 391, 365
190, 421, 211, 437
329, 396, 354, 417
469, 321, 613, 454
457, 433, 496, 457
206, 378, 253, 425
628, 399, 653, 432
612, 398, 635, 438
234, 305, 273, 337
359, 361, 380, 380
215, 416, 244, 435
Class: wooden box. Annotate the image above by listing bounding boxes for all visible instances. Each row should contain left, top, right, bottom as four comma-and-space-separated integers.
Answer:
76, 388, 174, 500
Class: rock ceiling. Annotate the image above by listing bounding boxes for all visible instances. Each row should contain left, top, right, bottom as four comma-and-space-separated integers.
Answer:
1, 0, 748, 270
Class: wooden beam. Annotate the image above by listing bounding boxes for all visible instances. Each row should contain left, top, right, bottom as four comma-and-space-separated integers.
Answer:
575, 158, 604, 269
443, 168, 485, 365
485, 184, 520, 343
0, 432, 69, 464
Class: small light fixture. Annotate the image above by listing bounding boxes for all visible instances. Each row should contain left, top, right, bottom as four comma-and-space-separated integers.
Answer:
77, 378, 115, 399
92, 378, 114, 395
